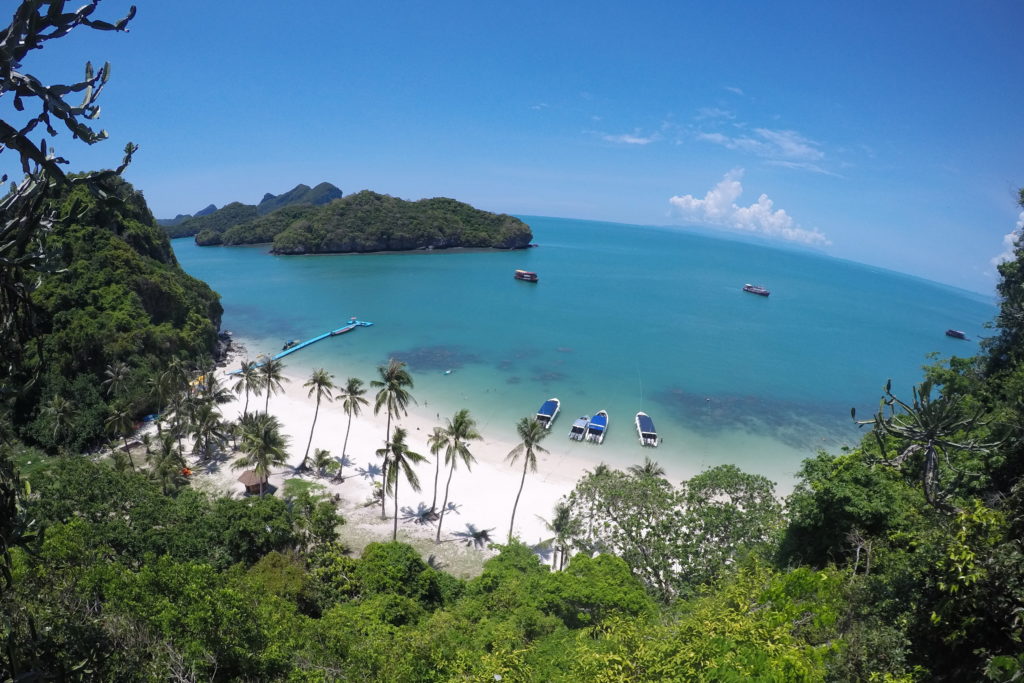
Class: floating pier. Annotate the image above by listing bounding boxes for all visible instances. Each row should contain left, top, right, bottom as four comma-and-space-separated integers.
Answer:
228, 318, 373, 374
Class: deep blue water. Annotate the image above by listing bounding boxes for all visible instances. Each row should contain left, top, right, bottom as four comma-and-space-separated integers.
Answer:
172, 216, 995, 486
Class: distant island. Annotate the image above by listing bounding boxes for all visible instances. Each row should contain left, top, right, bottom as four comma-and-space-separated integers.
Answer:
159, 185, 533, 253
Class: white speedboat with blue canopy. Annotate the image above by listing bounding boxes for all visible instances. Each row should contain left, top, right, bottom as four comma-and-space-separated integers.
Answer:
569, 416, 589, 441
535, 398, 560, 429
585, 410, 609, 444
635, 412, 659, 447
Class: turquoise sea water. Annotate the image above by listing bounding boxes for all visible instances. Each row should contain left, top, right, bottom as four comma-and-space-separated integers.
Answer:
171, 216, 995, 488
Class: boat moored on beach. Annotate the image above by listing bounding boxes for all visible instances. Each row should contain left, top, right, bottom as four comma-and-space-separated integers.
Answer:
585, 410, 609, 444
569, 416, 589, 441
535, 398, 560, 429
635, 412, 659, 447
743, 283, 770, 297
514, 269, 539, 282
945, 329, 968, 340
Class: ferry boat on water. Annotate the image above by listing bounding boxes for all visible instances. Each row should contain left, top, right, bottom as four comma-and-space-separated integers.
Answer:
743, 283, 770, 297
535, 398, 560, 429
514, 269, 539, 282
945, 329, 968, 340
585, 410, 609, 444
635, 412, 659, 447
569, 416, 589, 441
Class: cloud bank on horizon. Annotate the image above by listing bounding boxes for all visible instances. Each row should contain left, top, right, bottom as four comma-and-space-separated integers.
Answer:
991, 210, 1024, 268
668, 170, 830, 247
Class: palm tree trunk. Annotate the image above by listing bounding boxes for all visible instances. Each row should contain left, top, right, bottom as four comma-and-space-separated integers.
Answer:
431, 450, 441, 514
508, 460, 528, 544
340, 412, 353, 481
301, 398, 320, 471
381, 409, 392, 519
123, 435, 136, 471
264, 390, 270, 413
393, 474, 400, 541
435, 461, 456, 543
243, 388, 249, 417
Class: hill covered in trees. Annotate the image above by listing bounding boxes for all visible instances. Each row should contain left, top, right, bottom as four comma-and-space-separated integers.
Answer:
161, 182, 343, 238
189, 189, 534, 254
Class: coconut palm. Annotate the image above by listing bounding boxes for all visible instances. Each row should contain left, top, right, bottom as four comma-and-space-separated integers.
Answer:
41, 394, 75, 452
145, 370, 175, 435
233, 412, 290, 496
628, 456, 666, 479
102, 360, 131, 400
149, 432, 186, 495
189, 401, 228, 462
537, 500, 581, 570
195, 371, 234, 407
312, 448, 335, 478
372, 359, 414, 518
299, 368, 335, 471
232, 359, 262, 418
435, 409, 481, 543
426, 425, 447, 515
260, 357, 289, 413
337, 377, 368, 482
506, 416, 550, 544
376, 427, 426, 540
105, 404, 137, 471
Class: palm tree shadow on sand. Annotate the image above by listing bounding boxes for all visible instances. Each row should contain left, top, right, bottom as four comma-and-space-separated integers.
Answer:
401, 502, 436, 526
356, 463, 382, 482
452, 523, 495, 549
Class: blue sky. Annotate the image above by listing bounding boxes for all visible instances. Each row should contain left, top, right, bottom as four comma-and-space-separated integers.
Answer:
9, 1, 1023, 294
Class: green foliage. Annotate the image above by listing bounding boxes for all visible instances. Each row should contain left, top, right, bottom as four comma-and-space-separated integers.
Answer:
166, 201, 258, 239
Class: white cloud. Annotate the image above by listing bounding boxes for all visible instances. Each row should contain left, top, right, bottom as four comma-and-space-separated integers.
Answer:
530, 103, 549, 110
991, 210, 1024, 267
724, 86, 744, 95
696, 107, 735, 120
600, 130, 659, 145
668, 169, 830, 246
698, 127, 824, 164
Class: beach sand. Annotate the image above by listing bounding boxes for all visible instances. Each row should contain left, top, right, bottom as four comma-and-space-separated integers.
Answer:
176, 349, 659, 576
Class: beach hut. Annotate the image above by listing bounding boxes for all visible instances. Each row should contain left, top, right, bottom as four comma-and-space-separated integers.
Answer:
237, 469, 268, 496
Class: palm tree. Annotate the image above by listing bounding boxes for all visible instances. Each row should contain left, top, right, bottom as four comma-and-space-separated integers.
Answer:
195, 371, 234, 407
102, 360, 131, 400
231, 359, 262, 418
372, 359, 414, 518
41, 394, 75, 452
233, 412, 290, 496
312, 448, 335, 478
149, 432, 185, 495
337, 377, 368, 482
105, 404, 137, 471
299, 368, 335, 471
506, 416, 550, 544
427, 425, 447, 515
189, 401, 228, 462
260, 357, 289, 413
377, 427, 426, 540
435, 409, 481, 543
628, 456, 666, 479
537, 501, 581, 570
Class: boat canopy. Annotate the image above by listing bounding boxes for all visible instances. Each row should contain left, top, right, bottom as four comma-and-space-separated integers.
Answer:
538, 400, 559, 416
588, 414, 607, 431
637, 413, 656, 435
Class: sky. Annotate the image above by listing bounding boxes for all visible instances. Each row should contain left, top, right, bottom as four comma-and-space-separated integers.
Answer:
7, 0, 1023, 294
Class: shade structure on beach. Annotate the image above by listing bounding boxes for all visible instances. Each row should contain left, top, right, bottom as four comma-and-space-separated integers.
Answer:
237, 469, 268, 495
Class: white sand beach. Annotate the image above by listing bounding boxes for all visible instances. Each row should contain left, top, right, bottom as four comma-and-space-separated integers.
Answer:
173, 348, 669, 574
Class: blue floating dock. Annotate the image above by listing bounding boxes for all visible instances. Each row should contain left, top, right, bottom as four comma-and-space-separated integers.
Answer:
228, 318, 373, 373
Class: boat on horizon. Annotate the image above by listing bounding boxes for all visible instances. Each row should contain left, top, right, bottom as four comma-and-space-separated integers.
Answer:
945, 329, 968, 340
514, 269, 539, 282
743, 283, 770, 297
585, 410, 609, 444
635, 412, 659, 447
569, 416, 589, 441
535, 398, 560, 429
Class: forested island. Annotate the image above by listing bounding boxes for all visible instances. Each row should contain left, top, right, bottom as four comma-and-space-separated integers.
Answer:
2, 4, 1023, 682
163, 187, 534, 254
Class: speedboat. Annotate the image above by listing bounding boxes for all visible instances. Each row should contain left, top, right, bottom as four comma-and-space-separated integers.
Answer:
585, 410, 608, 444
535, 398, 560, 429
635, 412, 659, 447
514, 269, 539, 282
945, 329, 968, 340
743, 283, 770, 297
569, 416, 589, 441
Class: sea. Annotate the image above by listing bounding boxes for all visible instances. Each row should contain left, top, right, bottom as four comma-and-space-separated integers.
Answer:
171, 216, 996, 490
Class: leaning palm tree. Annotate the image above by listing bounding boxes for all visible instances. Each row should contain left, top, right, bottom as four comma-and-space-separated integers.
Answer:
299, 368, 335, 471
233, 412, 290, 497
232, 359, 262, 418
102, 360, 131, 400
105, 404, 137, 471
337, 376, 368, 482
372, 359, 415, 518
435, 409, 481, 543
628, 456, 666, 479
506, 416, 550, 544
377, 427, 426, 540
426, 425, 448, 515
260, 357, 289, 413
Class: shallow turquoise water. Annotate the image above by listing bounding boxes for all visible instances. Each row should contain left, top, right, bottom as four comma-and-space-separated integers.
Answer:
172, 216, 995, 486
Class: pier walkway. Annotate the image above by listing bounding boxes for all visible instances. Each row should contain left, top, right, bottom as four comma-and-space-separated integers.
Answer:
228, 318, 373, 373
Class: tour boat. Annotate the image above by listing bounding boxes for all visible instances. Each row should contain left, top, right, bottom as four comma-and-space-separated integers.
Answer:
585, 410, 609, 444
535, 398, 560, 429
635, 412, 659, 447
514, 269, 539, 282
945, 329, 968, 340
742, 283, 770, 297
569, 416, 589, 441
